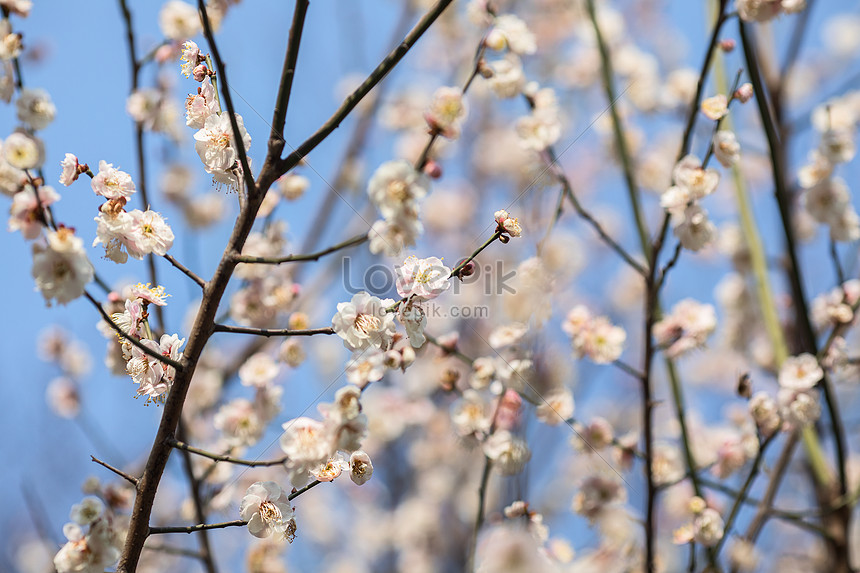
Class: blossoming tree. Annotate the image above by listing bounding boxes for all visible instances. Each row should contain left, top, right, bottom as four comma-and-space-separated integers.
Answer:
3, 0, 860, 571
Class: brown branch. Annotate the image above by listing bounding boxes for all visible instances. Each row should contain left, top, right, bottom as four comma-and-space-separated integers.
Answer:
175, 422, 217, 573
265, 0, 456, 189
267, 0, 310, 159
164, 254, 206, 288
232, 232, 368, 265
198, 0, 255, 199
212, 325, 334, 337
169, 438, 288, 467
150, 520, 247, 535
84, 291, 184, 370
91, 455, 139, 486
288, 479, 322, 500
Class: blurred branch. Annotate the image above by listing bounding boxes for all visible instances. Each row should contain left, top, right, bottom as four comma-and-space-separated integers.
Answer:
150, 520, 246, 535
175, 421, 217, 573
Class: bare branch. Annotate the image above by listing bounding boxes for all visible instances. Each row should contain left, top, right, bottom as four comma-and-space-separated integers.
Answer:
268, 0, 310, 158
164, 254, 206, 288
232, 233, 368, 265
211, 325, 334, 337
150, 520, 247, 535
91, 455, 139, 486
169, 438, 288, 467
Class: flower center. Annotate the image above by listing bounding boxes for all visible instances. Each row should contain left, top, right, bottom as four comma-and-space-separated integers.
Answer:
259, 501, 282, 524
354, 313, 381, 334
387, 179, 409, 202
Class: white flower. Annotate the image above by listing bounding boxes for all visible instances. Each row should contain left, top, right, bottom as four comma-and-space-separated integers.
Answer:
310, 453, 348, 482
804, 177, 850, 224
239, 481, 296, 541
331, 291, 397, 351
778, 353, 822, 390
185, 77, 218, 129
572, 474, 627, 520
159, 0, 201, 40
193, 112, 252, 174
398, 300, 427, 348
32, 228, 93, 306
395, 255, 451, 300
214, 398, 265, 447
280, 417, 332, 487
424, 86, 467, 139
126, 338, 167, 398
9, 184, 60, 240
4, 131, 44, 169
701, 94, 728, 120
69, 497, 104, 526
367, 160, 429, 220
516, 106, 561, 151
566, 308, 626, 364
91, 160, 136, 200
277, 173, 310, 200
820, 128, 856, 164
124, 209, 175, 258
829, 207, 860, 242
652, 298, 717, 358
482, 430, 531, 475
779, 389, 820, 428
345, 348, 386, 388
239, 352, 280, 388
349, 450, 374, 485
487, 14, 537, 55
451, 390, 492, 437
59, 153, 80, 186
536, 387, 575, 425
736, 0, 783, 22
16, 88, 56, 130
713, 130, 741, 167
488, 323, 528, 348
672, 155, 720, 199
673, 204, 716, 252
180, 40, 201, 78
487, 54, 526, 99
368, 217, 423, 257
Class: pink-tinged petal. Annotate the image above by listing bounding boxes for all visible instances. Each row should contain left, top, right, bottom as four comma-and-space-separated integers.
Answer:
247, 513, 269, 538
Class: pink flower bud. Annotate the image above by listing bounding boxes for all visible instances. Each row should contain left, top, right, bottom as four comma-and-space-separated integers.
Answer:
735, 83, 753, 103
192, 64, 209, 82
719, 39, 735, 52
423, 159, 442, 179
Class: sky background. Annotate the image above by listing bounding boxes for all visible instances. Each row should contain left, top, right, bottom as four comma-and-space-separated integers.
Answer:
1, 0, 859, 571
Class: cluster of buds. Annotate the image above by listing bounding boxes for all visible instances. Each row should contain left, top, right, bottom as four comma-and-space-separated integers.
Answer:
494, 209, 522, 242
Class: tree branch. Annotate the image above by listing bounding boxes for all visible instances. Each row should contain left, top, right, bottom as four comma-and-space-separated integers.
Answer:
91, 455, 139, 486
232, 232, 368, 265
211, 325, 334, 337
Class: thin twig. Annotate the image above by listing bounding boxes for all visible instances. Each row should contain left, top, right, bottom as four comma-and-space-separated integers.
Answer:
232, 233, 368, 265
91, 455, 139, 486
267, 0, 310, 158
211, 325, 334, 337
150, 520, 247, 535
169, 438, 288, 467
164, 254, 206, 288
84, 291, 184, 370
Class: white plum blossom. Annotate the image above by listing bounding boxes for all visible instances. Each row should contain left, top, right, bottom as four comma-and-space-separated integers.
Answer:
563, 305, 626, 364
4, 130, 44, 169
573, 474, 627, 520
349, 450, 374, 485
124, 209, 175, 258
214, 398, 265, 447
674, 204, 717, 252
16, 87, 56, 130
31, 228, 93, 306
398, 300, 427, 348
653, 298, 717, 358
277, 173, 310, 200
749, 392, 781, 437
482, 430, 531, 475
180, 40, 201, 78
536, 387, 575, 425
778, 353, 823, 390
194, 112, 252, 177
487, 54, 526, 99
701, 94, 728, 120
9, 184, 59, 239
367, 160, 429, 220
450, 390, 492, 438
424, 86, 467, 139
59, 153, 81, 186
672, 154, 720, 200
345, 348, 386, 388
488, 323, 528, 349
486, 14, 537, 55
185, 77, 219, 129
239, 352, 280, 388
779, 389, 821, 428
91, 160, 136, 200
368, 217, 423, 257
332, 291, 397, 351
159, 0, 201, 40
280, 417, 332, 487
69, 497, 105, 526
713, 130, 741, 167
395, 255, 451, 300
310, 453, 348, 482
239, 481, 296, 541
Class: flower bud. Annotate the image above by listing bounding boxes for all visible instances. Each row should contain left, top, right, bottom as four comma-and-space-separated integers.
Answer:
192, 64, 209, 82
